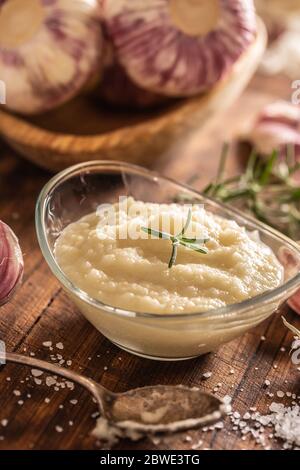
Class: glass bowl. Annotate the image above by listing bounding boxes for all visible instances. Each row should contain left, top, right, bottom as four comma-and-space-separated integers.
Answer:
36, 161, 300, 361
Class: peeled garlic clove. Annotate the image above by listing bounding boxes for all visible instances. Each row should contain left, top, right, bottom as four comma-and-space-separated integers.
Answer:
102, 0, 257, 97
0, 221, 24, 306
0, 0, 103, 114
98, 43, 168, 109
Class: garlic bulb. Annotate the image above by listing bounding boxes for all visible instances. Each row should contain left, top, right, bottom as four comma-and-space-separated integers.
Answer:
102, 0, 257, 97
0, 221, 23, 306
0, 0, 103, 114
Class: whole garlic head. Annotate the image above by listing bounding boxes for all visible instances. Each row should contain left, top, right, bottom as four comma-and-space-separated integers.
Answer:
0, 0, 103, 114
102, 0, 257, 97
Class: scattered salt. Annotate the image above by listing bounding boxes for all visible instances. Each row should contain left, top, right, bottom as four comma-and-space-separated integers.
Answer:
56, 342, 64, 350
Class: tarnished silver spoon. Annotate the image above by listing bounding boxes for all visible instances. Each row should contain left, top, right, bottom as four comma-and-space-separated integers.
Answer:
1, 352, 227, 435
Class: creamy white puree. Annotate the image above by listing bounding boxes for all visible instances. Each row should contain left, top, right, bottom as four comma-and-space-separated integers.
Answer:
54, 198, 283, 314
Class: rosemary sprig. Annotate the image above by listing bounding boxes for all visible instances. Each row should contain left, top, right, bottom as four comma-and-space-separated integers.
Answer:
203, 144, 300, 240
141, 209, 209, 268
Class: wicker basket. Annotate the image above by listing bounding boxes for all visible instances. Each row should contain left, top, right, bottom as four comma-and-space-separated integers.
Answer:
0, 19, 266, 173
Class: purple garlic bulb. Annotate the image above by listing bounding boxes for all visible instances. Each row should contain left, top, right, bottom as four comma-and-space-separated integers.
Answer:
102, 0, 257, 97
0, 0, 103, 114
0, 220, 23, 307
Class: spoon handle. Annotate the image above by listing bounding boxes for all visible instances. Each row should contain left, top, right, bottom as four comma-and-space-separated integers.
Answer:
0, 352, 106, 412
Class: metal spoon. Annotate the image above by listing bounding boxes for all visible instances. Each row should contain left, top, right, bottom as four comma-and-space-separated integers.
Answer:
1, 352, 227, 435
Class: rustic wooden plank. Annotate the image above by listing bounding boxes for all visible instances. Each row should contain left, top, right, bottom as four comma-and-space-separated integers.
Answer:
0, 73, 299, 451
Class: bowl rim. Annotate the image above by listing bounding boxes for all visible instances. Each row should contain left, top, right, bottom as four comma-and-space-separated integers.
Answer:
36, 160, 300, 321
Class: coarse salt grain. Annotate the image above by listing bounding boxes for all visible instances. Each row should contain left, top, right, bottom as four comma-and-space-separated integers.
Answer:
42, 341, 52, 348
13, 390, 21, 396
66, 381, 74, 390
45, 377, 56, 387
1, 419, 8, 427
55, 426, 63, 433
202, 372, 212, 379
56, 343, 64, 350
31, 369, 43, 377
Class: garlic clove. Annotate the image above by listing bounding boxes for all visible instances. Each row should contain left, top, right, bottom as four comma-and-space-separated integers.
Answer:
240, 100, 300, 183
0, 221, 24, 307
102, 0, 257, 97
257, 101, 300, 129
0, 0, 104, 114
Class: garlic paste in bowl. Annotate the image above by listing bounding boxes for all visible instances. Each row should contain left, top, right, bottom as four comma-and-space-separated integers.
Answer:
36, 161, 300, 360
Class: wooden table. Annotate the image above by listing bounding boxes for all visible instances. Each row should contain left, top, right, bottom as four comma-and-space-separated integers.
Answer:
0, 73, 299, 451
